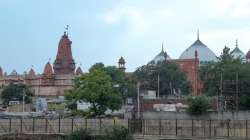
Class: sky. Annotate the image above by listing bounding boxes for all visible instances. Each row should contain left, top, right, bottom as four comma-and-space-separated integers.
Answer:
1, 0, 250, 73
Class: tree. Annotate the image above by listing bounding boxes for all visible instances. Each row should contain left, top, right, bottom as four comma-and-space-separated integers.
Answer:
0, 83, 33, 105
89, 63, 135, 100
65, 69, 123, 117
200, 46, 250, 96
187, 96, 210, 115
134, 62, 191, 95
89, 62, 105, 73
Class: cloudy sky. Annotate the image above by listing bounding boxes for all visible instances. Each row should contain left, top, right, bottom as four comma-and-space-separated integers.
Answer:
1, 0, 250, 73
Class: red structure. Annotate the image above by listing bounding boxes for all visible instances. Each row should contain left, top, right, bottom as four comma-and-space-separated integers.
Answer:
172, 53, 201, 96
42, 62, 55, 86
53, 32, 75, 75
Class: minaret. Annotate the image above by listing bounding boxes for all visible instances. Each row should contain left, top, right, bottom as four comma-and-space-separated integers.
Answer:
194, 50, 199, 95
53, 26, 75, 75
161, 42, 164, 52
236, 39, 238, 48
197, 29, 200, 40
118, 57, 126, 71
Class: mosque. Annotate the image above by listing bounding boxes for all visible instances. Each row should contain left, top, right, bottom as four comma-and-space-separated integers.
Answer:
148, 32, 250, 95
0, 30, 250, 98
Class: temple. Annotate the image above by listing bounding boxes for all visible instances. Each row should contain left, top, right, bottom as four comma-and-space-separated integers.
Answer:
0, 31, 80, 98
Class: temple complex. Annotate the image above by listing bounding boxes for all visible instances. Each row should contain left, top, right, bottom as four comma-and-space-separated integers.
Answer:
0, 31, 83, 98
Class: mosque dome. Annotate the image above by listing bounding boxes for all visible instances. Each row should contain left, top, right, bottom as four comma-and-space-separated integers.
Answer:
179, 32, 217, 64
149, 44, 171, 64
230, 40, 245, 61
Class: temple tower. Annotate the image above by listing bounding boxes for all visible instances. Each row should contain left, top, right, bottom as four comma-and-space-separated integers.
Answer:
53, 30, 75, 75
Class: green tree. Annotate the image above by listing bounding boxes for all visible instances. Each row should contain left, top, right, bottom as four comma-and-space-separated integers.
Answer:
200, 46, 250, 96
0, 83, 33, 105
187, 96, 210, 115
134, 62, 191, 95
89, 62, 105, 72
65, 69, 123, 117
89, 63, 135, 100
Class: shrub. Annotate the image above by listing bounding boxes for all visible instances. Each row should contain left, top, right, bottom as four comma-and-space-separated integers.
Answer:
188, 96, 210, 115
64, 128, 91, 140
103, 126, 133, 140
240, 95, 250, 110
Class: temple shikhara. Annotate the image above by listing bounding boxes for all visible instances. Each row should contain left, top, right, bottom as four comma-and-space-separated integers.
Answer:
0, 30, 250, 98
0, 31, 83, 98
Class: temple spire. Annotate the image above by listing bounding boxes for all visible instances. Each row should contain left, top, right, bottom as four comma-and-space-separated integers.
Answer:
53, 29, 75, 75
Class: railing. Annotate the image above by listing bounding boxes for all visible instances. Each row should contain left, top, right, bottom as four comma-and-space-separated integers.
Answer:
130, 119, 249, 138
0, 118, 127, 135
0, 118, 249, 138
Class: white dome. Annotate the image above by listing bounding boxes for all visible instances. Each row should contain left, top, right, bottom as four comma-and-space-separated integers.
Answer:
179, 38, 217, 64
149, 47, 171, 64
231, 47, 245, 59
230, 41, 246, 61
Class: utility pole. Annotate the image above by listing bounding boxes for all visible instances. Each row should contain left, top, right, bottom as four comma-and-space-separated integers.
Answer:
157, 74, 160, 97
218, 72, 223, 112
236, 72, 239, 112
137, 82, 140, 119
22, 89, 25, 113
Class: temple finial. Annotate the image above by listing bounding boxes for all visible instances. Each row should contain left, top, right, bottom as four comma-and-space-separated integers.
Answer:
197, 29, 199, 40
65, 25, 69, 35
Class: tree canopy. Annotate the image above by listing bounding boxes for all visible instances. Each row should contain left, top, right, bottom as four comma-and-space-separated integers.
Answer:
65, 68, 123, 117
134, 62, 191, 96
0, 83, 33, 105
89, 63, 136, 99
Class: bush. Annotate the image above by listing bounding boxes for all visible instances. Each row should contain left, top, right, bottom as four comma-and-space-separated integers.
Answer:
188, 96, 210, 115
64, 129, 91, 140
65, 126, 133, 140
103, 126, 133, 140
240, 95, 250, 110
